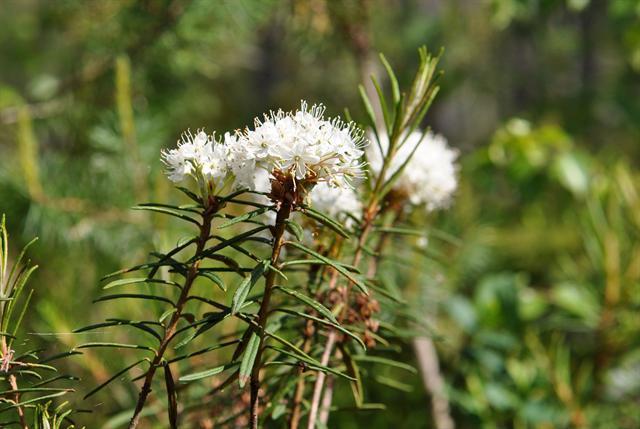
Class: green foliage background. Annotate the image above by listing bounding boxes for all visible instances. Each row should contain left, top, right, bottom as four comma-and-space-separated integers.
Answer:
1, 0, 639, 427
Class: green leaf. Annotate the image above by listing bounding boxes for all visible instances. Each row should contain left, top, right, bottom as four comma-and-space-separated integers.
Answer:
147, 238, 198, 278
375, 375, 413, 392
74, 320, 162, 341
135, 202, 201, 214
219, 207, 269, 229
179, 363, 237, 382
102, 277, 181, 290
101, 260, 180, 281
132, 205, 200, 225
285, 241, 368, 294
379, 132, 425, 198
0, 387, 71, 395
159, 308, 177, 323
359, 84, 379, 134
281, 259, 358, 272
197, 225, 270, 261
341, 347, 363, 407
84, 359, 147, 399
168, 340, 239, 364
364, 279, 405, 304
6, 236, 38, 290
275, 286, 337, 324
4, 265, 37, 331
197, 270, 226, 292
373, 226, 423, 236
267, 346, 355, 381
371, 75, 392, 134
94, 293, 174, 306
232, 261, 269, 315
267, 264, 288, 281
239, 332, 260, 388
0, 215, 6, 285
352, 355, 417, 374
176, 186, 202, 204
263, 328, 313, 361
10, 391, 71, 408
206, 254, 245, 274
276, 309, 366, 350
9, 288, 34, 343
285, 220, 304, 242
173, 311, 229, 349
380, 53, 400, 105
76, 342, 155, 352
300, 205, 349, 238
31, 374, 79, 387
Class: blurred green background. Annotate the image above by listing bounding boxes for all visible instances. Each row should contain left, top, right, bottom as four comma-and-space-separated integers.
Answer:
1, 0, 640, 427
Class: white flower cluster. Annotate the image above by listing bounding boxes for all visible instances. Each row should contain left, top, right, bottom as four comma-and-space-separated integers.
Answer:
161, 130, 230, 189
162, 101, 366, 196
309, 183, 362, 224
368, 130, 459, 211
236, 101, 366, 188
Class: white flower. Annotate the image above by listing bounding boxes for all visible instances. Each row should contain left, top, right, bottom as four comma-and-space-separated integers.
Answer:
368, 130, 458, 211
162, 101, 367, 201
277, 141, 321, 180
240, 101, 367, 189
162, 130, 232, 194
162, 130, 211, 183
309, 182, 362, 226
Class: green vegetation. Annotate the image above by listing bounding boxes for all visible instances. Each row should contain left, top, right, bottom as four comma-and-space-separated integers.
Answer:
1, 1, 639, 428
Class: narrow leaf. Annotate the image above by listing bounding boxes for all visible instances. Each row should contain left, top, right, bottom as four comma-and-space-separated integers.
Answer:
275, 309, 365, 350
380, 53, 400, 104
275, 286, 337, 324
164, 364, 178, 429
285, 242, 368, 294
232, 261, 269, 315
239, 332, 260, 388
84, 359, 146, 399
176, 186, 203, 204
76, 342, 155, 352
352, 355, 417, 373
102, 277, 180, 290
285, 220, 304, 242
219, 207, 269, 229
300, 205, 349, 238
94, 293, 174, 306
132, 205, 200, 225
179, 363, 236, 382
197, 271, 226, 292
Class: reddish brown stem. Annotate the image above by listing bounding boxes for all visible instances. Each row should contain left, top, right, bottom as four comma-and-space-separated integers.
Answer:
2, 338, 27, 429
128, 205, 215, 429
307, 210, 375, 429
249, 200, 293, 429
9, 374, 27, 429
289, 241, 343, 429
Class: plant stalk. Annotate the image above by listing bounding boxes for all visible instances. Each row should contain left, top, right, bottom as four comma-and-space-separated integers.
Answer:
2, 337, 27, 429
307, 155, 400, 427
289, 238, 344, 429
128, 205, 215, 429
249, 199, 293, 429
306, 210, 375, 429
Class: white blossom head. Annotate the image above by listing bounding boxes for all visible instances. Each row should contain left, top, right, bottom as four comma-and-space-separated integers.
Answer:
240, 101, 367, 191
368, 130, 459, 211
309, 182, 362, 227
161, 130, 232, 197
162, 101, 367, 207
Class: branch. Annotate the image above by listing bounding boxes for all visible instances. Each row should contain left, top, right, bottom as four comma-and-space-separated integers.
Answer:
413, 337, 455, 429
128, 203, 215, 429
